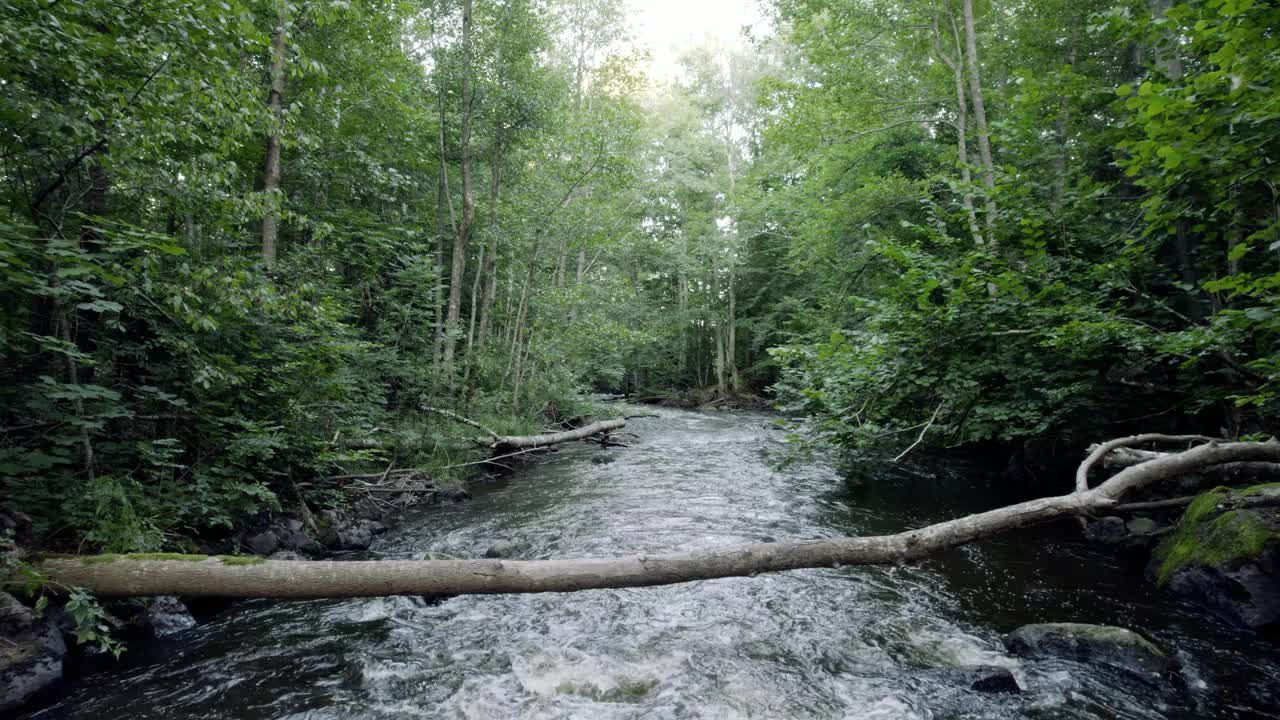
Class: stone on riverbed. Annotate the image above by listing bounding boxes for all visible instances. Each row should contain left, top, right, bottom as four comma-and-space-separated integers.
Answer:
966, 666, 1020, 694
1002, 623, 1172, 676
0, 592, 66, 713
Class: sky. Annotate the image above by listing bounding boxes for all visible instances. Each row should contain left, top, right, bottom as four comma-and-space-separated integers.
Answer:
630, 0, 769, 80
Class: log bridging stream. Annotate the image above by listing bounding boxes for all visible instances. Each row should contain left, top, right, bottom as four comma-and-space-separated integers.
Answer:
30, 436, 1280, 599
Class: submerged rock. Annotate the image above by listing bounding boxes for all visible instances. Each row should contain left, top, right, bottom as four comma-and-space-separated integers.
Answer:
484, 540, 528, 558
129, 596, 195, 638
0, 592, 66, 713
1149, 485, 1280, 628
967, 666, 1020, 694
1002, 623, 1172, 676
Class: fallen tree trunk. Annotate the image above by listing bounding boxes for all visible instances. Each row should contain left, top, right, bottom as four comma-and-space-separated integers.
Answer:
1088, 443, 1280, 477
482, 418, 626, 450
25, 438, 1280, 599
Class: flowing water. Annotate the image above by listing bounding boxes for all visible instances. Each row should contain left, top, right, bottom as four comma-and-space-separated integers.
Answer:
22, 406, 1280, 719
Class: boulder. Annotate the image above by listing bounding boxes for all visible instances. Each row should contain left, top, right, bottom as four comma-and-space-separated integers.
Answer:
269, 550, 305, 561
245, 530, 280, 556
317, 512, 382, 551
1149, 486, 1280, 628
280, 530, 325, 556
1002, 623, 1172, 676
0, 592, 66, 713
129, 596, 195, 638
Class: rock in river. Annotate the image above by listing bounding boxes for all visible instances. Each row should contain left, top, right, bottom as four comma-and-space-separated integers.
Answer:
0, 592, 66, 713
1002, 623, 1172, 676
1149, 485, 1280, 628
129, 596, 196, 638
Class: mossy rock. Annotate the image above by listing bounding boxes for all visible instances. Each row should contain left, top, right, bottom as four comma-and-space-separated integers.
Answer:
1150, 485, 1280, 628
1002, 623, 1172, 677
1152, 486, 1280, 585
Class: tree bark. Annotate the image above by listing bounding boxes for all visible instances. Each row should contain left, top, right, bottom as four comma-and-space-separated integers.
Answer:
33, 439, 1280, 598
441, 0, 476, 383
937, 15, 983, 247
261, 2, 288, 265
432, 41, 454, 370
962, 0, 997, 246
475, 131, 504, 352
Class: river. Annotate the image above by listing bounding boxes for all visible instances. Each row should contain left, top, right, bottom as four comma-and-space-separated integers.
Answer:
22, 406, 1280, 719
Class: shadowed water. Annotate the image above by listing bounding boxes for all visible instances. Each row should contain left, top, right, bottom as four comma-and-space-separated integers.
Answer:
23, 406, 1280, 719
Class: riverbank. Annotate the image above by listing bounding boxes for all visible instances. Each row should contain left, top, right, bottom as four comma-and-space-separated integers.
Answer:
1, 401, 642, 713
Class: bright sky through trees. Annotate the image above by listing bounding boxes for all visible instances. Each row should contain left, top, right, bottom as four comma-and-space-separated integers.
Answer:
632, 0, 767, 79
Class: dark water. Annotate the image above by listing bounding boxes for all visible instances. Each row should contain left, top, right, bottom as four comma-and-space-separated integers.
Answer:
22, 407, 1280, 719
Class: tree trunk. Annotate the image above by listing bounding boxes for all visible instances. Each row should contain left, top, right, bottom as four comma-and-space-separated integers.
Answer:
727, 271, 739, 392
484, 418, 626, 450
508, 237, 542, 412
554, 238, 568, 288
261, 2, 288, 265
937, 15, 982, 246
962, 0, 997, 246
34, 439, 1280, 598
1051, 22, 1079, 219
475, 132, 504, 352
441, 0, 476, 384
433, 42, 454, 370
465, 243, 484, 355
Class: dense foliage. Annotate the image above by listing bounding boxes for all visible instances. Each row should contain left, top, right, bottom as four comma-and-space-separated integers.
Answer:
0, 0, 645, 550
2, 0, 1277, 552
734, 0, 1280, 458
